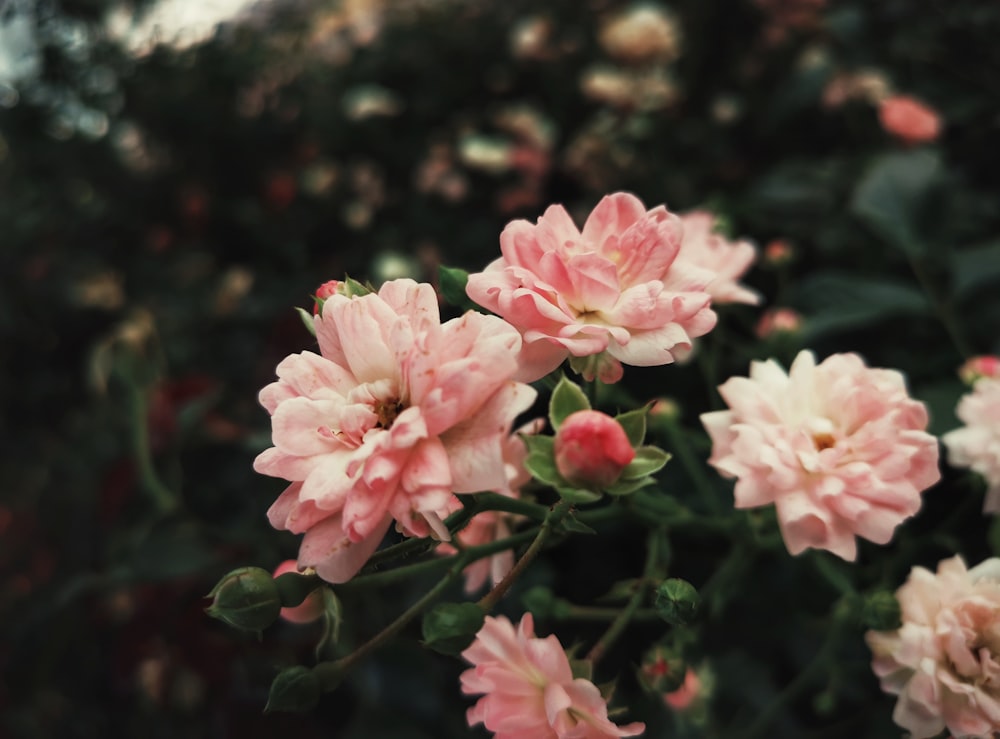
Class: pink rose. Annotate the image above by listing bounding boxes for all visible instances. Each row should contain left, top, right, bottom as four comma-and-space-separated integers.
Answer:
554, 410, 635, 489
677, 211, 761, 306
437, 418, 546, 593
866, 556, 1000, 739
942, 378, 1000, 513
879, 95, 942, 145
958, 355, 1000, 386
466, 192, 717, 384
255, 279, 536, 583
272, 560, 323, 624
461, 613, 645, 738
663, 668, 702, 711
701, 351, 940, 560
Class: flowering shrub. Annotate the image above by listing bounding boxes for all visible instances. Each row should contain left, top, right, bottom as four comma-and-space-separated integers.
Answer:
943, 376, 1000, 513
201, 188, 1000, 738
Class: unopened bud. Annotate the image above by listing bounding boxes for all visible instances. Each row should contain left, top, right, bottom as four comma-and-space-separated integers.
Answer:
649, 397, 681, 424
763, 239, 795, 267
205, 566, 282, 633
264, 666, 321, 713
959, 356, 1000, 386
861, 590, 902, 631
554, 410, 636, 490
313, 280, 343, 315
638, 644, 687, 693
421, 602, 485, 656
755, 308, 803, 339
272, 561, 323, 625
654, 578, 700, 626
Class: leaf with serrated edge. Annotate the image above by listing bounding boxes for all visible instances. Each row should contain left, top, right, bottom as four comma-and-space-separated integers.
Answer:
549, 376, 591, 430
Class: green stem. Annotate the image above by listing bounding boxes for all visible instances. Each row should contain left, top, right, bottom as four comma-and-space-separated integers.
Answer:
908, 256, 972, 359
313, 551, 473, 689
560, 605, 660, 622
810, 552, 856, 597
658, 421, 725, 514
127, 381, 179, 514
586, 530, 662, 664
478, 499, 574, 612
741, 603, 847, 739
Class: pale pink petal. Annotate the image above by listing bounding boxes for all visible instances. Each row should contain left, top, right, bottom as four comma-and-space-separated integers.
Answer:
299, 512, 391, 584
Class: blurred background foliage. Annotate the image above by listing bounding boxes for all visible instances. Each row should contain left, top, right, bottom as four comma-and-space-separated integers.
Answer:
1, 0, 999, 736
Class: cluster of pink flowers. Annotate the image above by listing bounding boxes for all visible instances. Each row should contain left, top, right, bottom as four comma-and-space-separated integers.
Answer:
701, 350, 940, 561
461, 614, 645, 738
866, 555, 1000, 738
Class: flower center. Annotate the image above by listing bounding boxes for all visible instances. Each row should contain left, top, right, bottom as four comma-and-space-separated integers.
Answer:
813, 432, 836, 451
374, 397, 403, 429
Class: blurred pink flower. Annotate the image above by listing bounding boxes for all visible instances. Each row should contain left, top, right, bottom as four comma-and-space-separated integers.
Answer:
461, 613, 645, 738
701, 351, 940, 560
466, 192, 717, 384
663, 668, 702, 711
255, 279, 536, 583
677, 211, 761, 306
958, 355, 1000, 386
438, 419, 545, 593
879, 95, 942, 145
272, 560, 323, 624
755, 307, 803, 339
866, 555, 1000, 739
554, 410, 635, 489
942, 378, 1000, 513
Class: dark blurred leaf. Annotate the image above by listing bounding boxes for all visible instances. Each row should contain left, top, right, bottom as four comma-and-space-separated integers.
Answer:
791, 273, 931, 339
128, 520, 218, 581
951, 241, 1000, 299
850, 151, 942, 257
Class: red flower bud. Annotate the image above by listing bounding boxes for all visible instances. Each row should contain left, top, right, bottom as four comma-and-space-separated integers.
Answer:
313, 280, 343, 315
554, 410, 635, 489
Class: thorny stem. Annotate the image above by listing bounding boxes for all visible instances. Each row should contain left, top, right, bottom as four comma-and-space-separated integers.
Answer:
478, 499, 575, 612
586, 529, 662, 664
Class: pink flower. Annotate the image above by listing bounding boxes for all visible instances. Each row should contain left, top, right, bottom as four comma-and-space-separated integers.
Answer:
958, 355, 1000, 386
466, 192, 717, 384
255, 279, 536, 583
663, 669, 702, 711
554, 410, 635, 489
312, 279, 343, 314
700, 351, 940, 560
272, 560, 323, 624
461, 613, 645, 738
676, 211, 761, 306
866, 555, 1000, 739
438, 418, 545, 593
879, 95, 942, 145
942, 378, 1000, 513
755, 307, 803, 339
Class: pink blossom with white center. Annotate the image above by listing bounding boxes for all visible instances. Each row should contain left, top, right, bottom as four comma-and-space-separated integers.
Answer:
255, 279, 537, 584
461, 613, 645, 739
700, 350, 940, 561
466, 192, 717, 384
866, 555, 1000, 739
943, 378, 1000, 513
676, 211, 761, 306
437, 418, 546, 594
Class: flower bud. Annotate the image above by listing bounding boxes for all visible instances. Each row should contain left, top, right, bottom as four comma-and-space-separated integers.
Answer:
272, 561, 323, 625
654, 578, 700, 626
755, 308, 803, 339
312, 280, 343, 315
649, 397, 681, 424
762, 239, 795, 267
205, 566, 282, 633
664, 668, 702, 711
421, 602, 486, 656
959, 356, 1000, 386
554, 410, 636, 490
638, 644, 687, 693
860, 590, 902, 631
264, 666, 321, 713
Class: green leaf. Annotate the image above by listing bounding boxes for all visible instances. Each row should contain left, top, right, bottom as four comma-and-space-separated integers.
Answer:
850, 150, 942, 257
549, 376, 591, 430
615, 407, 648, 448
790, 273, 931, 340
421, 602, 485, 656
295, 306, 317, 337
951, 241, 1000, 299
521, 435, 564, 486
621, 446, 671, 480
438, 265, 479, 311
560, 515, 597, 535
554, 486, 603, 504
604, 476, 656, 496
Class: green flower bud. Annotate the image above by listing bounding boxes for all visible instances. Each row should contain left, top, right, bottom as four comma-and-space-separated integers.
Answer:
638, 644, 687, 693
264, 666, 321, 713
421, 602, 485, 656
205, 566, 282, 633
654, 578, 700, 626
521, 585, 572, 620
861, 590, 902, 631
